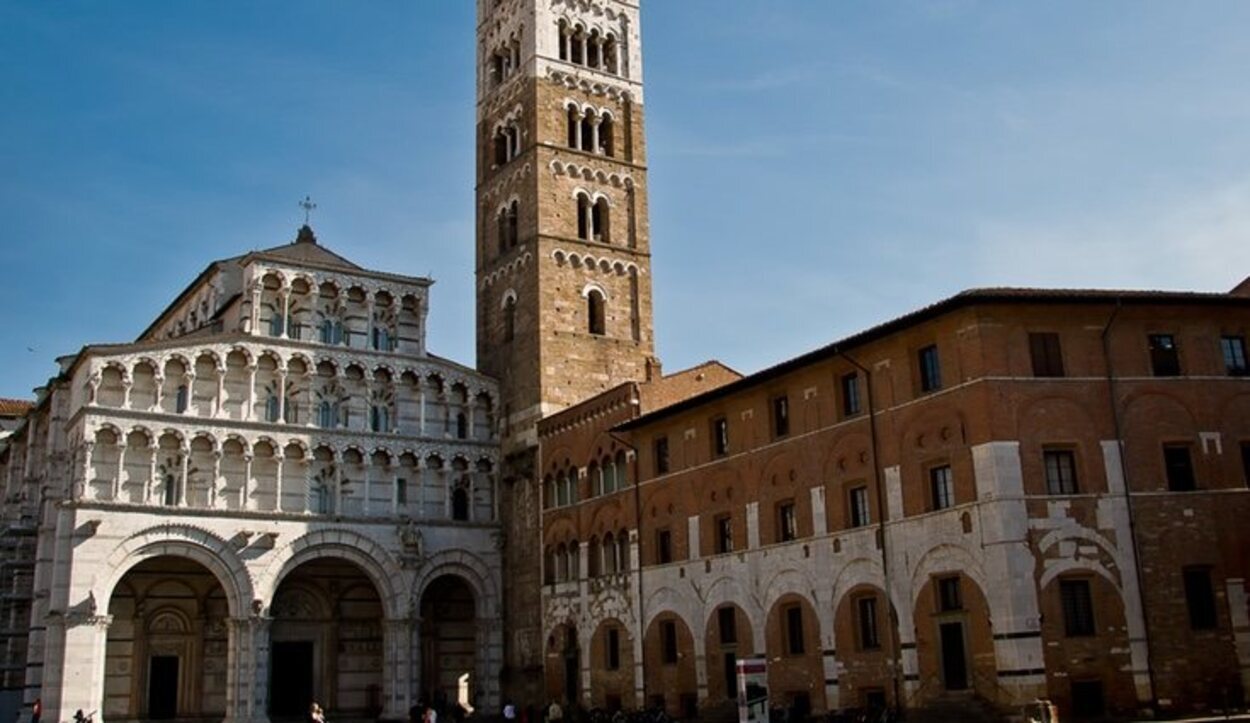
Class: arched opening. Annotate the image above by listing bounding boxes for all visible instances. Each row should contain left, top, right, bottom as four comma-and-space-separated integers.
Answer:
599, 115, 615, 157
580, 113, 595, 153
567, 106, 580, 149
105, 556, 230, 722
593, 197, 610, 243
420, 575, 479, 713
503, 297, 516, 343
269, 558, 384, 720
705, 604, 756, 710
546, 623, 581, 706
587, 289, 606, 336
452, 486, 470, 521
576, 193, 591, 240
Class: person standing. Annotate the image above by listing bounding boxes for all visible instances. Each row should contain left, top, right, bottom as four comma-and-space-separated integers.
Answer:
503, 699, 516, 722
30, 699, 41, 723
547, 700, 562, 723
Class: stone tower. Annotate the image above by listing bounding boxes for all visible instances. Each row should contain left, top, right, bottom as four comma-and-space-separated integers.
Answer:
474, 0, 656, 699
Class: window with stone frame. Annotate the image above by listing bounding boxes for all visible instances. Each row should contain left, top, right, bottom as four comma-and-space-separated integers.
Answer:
937, 576, 963, 612
1029, 332, 1065, 377
783, 604, 805, 655
840, 372, 862, 417
717, 606, 737, 645
772, 394, 790, 438
653, 435, 670, 475
1149, 333, 1181, 376
711, 416, 729, 457
661, 620, 678, 664
1043, 449, 1079, 495
656, 528, 673, 564
918, 344, 942, 393
1060, 578, 1096, 637
776, 500, 798, 543
1222, 335, 1248, 376
849, 485, 871, 528
1163, 443, 1197, 491
587, 289, 606, 336
714, 513, 733, 554
929, 464, 955, 510
856, 596, 880, 650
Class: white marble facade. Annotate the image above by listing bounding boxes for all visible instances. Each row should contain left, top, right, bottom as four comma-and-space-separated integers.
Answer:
6, 229, 504, 723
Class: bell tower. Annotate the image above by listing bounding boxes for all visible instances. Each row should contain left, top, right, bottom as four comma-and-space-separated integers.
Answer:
475, 0, 656, 700
475, 0, 655, 453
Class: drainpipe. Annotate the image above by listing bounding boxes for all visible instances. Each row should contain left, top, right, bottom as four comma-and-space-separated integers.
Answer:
610, 387, 647, 710
840, 348, 902, 713
1100, 299, 1159, 712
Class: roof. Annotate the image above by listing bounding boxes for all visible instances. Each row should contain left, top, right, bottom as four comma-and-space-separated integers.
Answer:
616, 284, 1250, 432
247, 224, 363, 271
0, 399, 34, 418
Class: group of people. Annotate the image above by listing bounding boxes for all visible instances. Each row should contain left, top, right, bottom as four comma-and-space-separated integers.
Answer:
502, 699, 563, 723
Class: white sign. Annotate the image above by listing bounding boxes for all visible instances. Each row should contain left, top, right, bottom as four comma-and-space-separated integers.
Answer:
736, 656, 768, 723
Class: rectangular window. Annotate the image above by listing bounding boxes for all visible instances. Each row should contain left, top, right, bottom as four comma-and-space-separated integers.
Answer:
918, 345, 942, 393
1223, 335, 1248, 376
1060, 579, 1096, 637
1183, 567, 1218, 630
1164, 444, 1196, 491
772, 395, 790, 438
929, 465, 955, 511
711, 417, 729, 457
841, 372, 862, 417
607, 627, 621, 670
1044, 449, 1080, 495
938, 576, 962, 612
857, 596, 880, 650
715, 514, 733, 554
661, 620, 678, 664
849, 486, 871, 528
717, 606, 737, 645
777, 500, 797, 543
656, 529, 673, 564
1149, 334, 1181, 376
1029, 332, 1065, 377
653, 436, 670, 475
396, 478, 407, 505
784, 605, 805, 655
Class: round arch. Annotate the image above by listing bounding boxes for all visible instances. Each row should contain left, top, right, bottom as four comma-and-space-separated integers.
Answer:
257, 529, 403, 619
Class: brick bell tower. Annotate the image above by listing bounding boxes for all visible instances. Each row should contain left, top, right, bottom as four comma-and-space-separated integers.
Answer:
474, 0, 655, 699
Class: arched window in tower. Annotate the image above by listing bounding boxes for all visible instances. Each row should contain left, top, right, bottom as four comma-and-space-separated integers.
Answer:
175, 384, 189, 414
576, 193, 591, 240
265, 394, 281, 423
497, 207, 509, 255
616, 450, 629, 486
557, 20, 570, 62
593, 197, 610, 243
494, 126, 509, 166
456, 412, 468, 439
571, 27, 585, 65
507, 200, 519, 248
503, 296, 517, 343
580, 112, 595, 153
508, 124, 521, 159
163, 474, 177, 507
587, 289, 606, 336
587, 30, 601, 69
598, 114, 615, 157
605, 35, 619, 75
567, 106, 579, 149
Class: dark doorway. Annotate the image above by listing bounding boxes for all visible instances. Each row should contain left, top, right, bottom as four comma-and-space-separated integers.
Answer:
148, 656, 179, 719
270, 641, 315, 717
939, 622, 968, 691
1071, 680, 1105, 719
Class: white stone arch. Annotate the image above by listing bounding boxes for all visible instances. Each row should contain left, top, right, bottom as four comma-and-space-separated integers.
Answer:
702, 575, 763, 648
907, 541, 990, 609
1039, 559, 1121, 592
580, 282, 609, 301
643, 585, 696, 630
256, 528, 403, 620
499, 288, 518, 309
95, 524, 254, 619
830, 555, 885, 609
761, 567, 819, 614
411, 549, 500, 620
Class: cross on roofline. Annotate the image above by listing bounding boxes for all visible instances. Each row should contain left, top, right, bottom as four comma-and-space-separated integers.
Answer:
299, 195, 317, 225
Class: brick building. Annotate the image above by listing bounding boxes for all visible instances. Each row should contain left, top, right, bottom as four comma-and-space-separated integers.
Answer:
538, 285, 1250, 720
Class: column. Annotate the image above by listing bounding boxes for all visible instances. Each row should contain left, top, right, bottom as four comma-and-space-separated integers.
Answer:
146, 452, 157, 504
274, 457, 285, 513
366, 293, 376, 351
243, 454, 254, 511
573, 114, 583, 151
249, 285, 262, 335
112, 442, 126, 501
121, 379, 132, 410
305, 381, 316, 428
590, 115, 600, 154
280, 289, 291, 339
183, 372, 196, 415
391, 465, 399, 517
303, 460, 313, 515
179, 448, 190, 507
215, 369, 226, 418
211, 451, 223, 509
418, 387, 427, 436
414, 459, 424, 519
477, 617, 504, 713
582, 196, 594, 239
78, 442, 94, 501
334, 458, 344, 516
245, 365, 257, 421
276, 370, 287, 423
692, 626, 709, 708
363, 462, 372, 517
153, 375, 165, 411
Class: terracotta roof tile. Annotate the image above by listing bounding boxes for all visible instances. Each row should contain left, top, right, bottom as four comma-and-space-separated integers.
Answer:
0, 399, 34, 417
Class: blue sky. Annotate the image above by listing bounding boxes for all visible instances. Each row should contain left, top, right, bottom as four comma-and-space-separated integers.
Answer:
3, 2, 1250, 400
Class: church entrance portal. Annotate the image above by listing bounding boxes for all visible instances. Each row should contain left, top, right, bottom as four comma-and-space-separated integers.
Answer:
420, 575, 478, 712
105, 556, 229, 722
269, 558, 384, 719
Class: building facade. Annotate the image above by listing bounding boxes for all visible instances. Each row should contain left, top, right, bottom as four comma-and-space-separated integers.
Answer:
539, 286, 1250, 720
1, 228, 505, 723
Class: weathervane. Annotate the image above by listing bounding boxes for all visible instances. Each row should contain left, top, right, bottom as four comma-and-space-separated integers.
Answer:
299, 195, 318, 225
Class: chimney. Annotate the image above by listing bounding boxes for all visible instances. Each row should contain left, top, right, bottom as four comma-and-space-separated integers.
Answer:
645, 356, 662, 382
